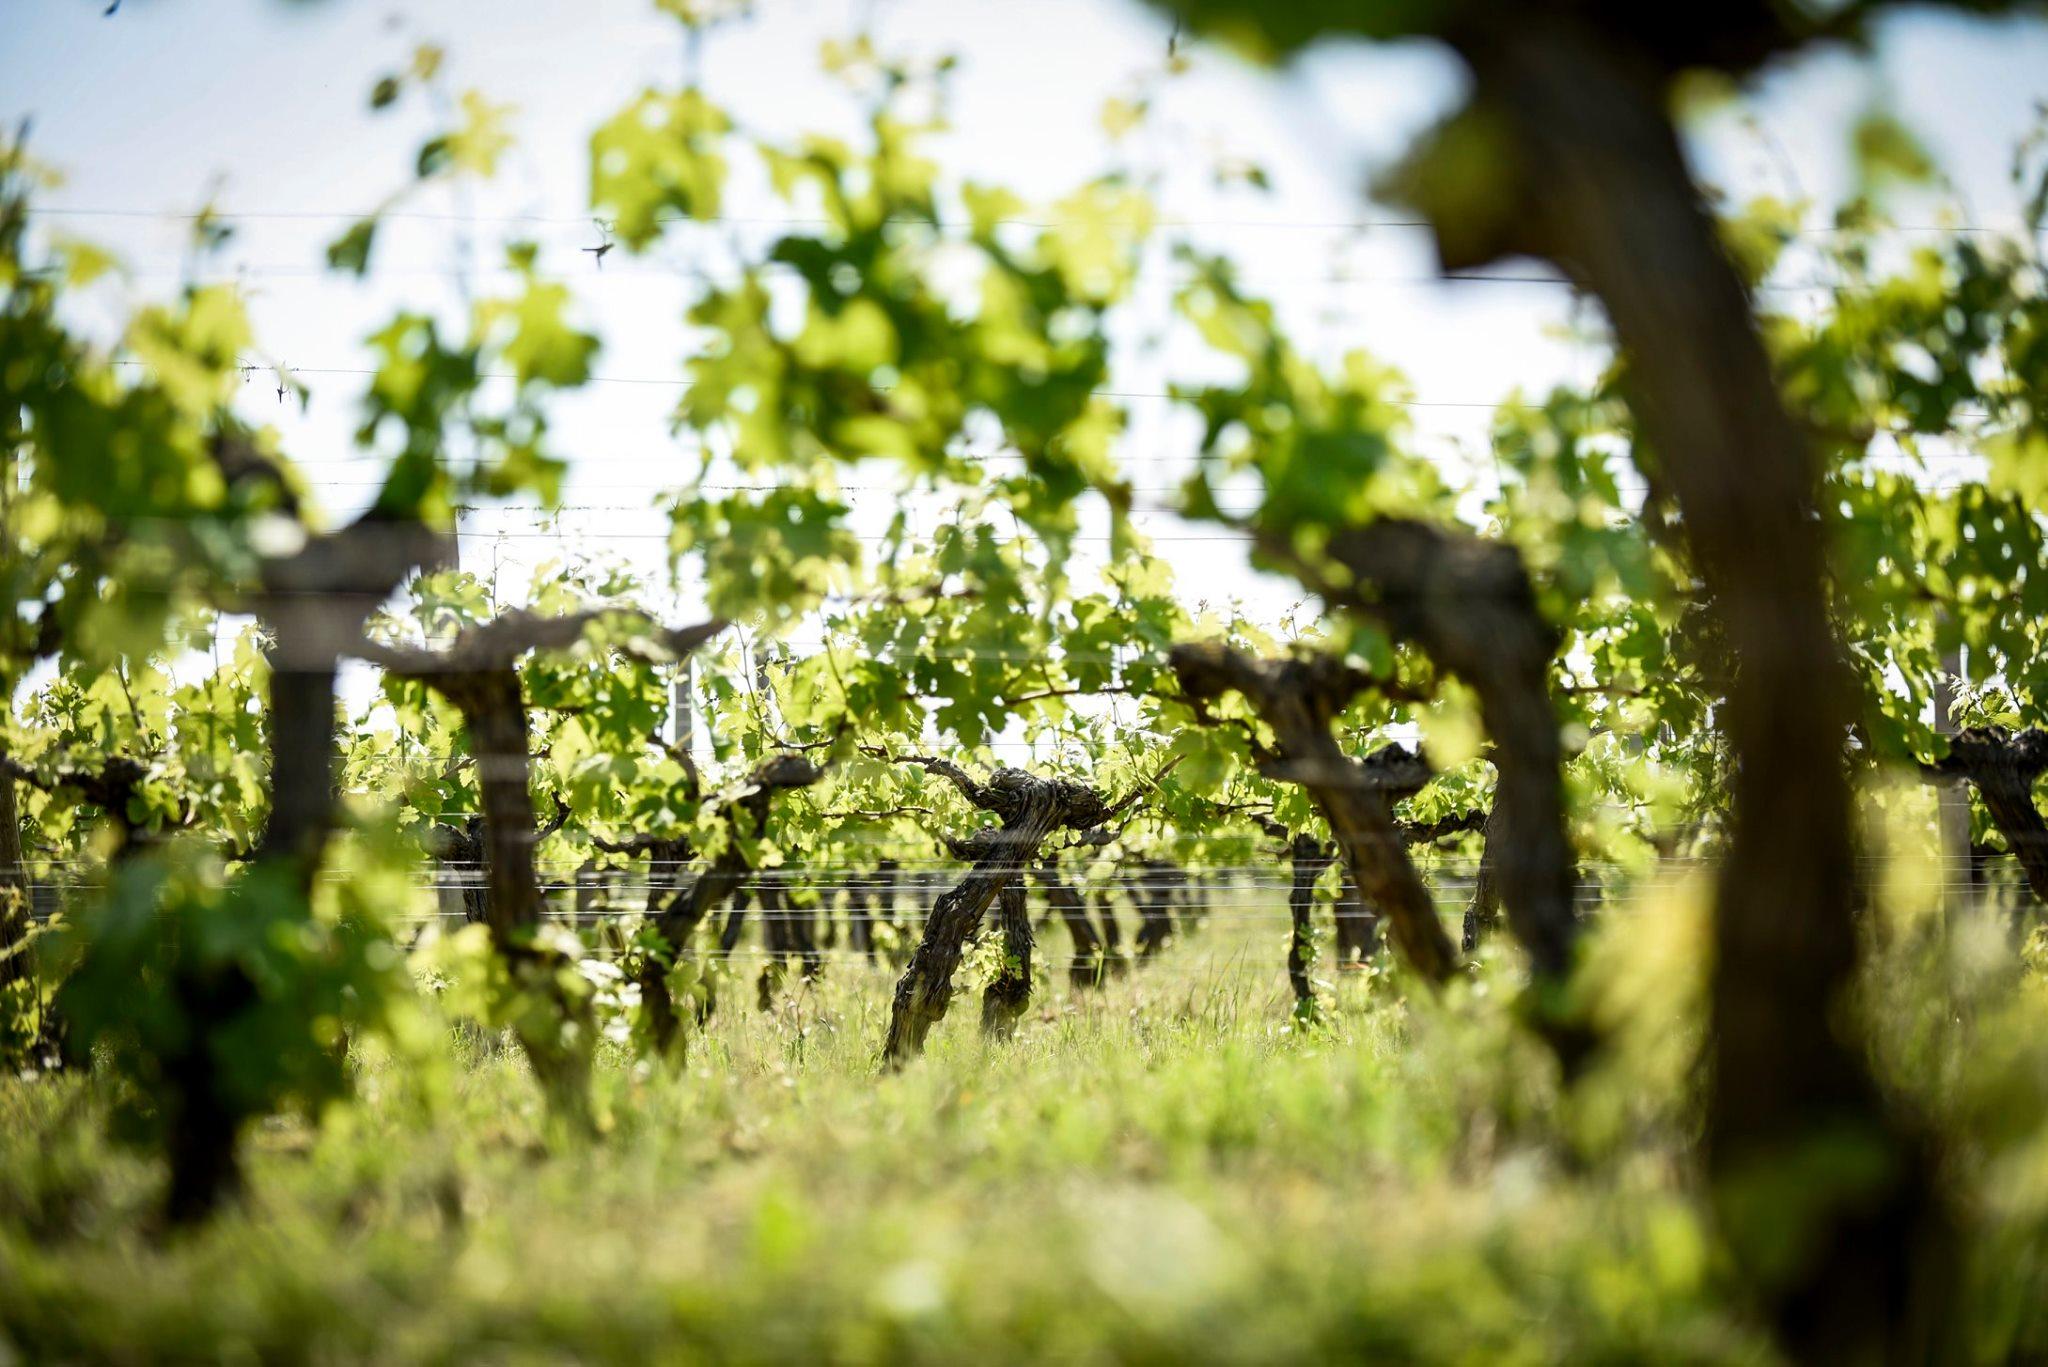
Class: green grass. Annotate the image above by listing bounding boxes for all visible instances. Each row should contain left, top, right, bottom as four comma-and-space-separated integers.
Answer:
4, 889, 2047, 1364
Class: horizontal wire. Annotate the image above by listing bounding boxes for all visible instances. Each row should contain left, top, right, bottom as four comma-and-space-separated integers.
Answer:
112, 359, 1526, 410
34, 204, 2036, 237
36, 205, 1441, 231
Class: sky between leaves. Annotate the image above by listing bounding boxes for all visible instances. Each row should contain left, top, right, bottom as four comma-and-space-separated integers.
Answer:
5, 0, 2048, 658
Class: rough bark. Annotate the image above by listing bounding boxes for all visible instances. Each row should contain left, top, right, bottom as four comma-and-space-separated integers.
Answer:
979, 879, 1034, 1038
1414, 21, 1955, 1354
1919, 727, 2048, 914
881, 761, 1155, 1067
1172, 643, 1459, 982
1298, 520, 1578, 985
883, 814, 1060, 1063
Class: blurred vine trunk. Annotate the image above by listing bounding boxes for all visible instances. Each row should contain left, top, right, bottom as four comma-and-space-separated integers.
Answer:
755, 877, 823, 1009
1034, 856, 1105, 987
638, 754, 822, 1052
1425, 20, 1956, 1353
1265, 520, 1578, 1003
873, 857, 900, 959
1461, 808, 1505, 953
428, 820, 489, 927
979, 880, 1034, 1037
1133, 857, 1178, 959
252, 514, 451, 885
0, 743, 30, 1014
793, 888, 823, 979
845, 871, 876, 961
644, 837, 694, 917
1092, 886, 1128, 974
1281, 833, 1330, 1013
441, 668, 593, 1125
254, 620, 344, 878
572, 858, 600, 933
1331, 870, 1376, 967
158, 506, 448, 1222
719, 889, 750, 956
755, 876, 789, 1011
1169, 860, 1201, 935
816, 882, 839, 952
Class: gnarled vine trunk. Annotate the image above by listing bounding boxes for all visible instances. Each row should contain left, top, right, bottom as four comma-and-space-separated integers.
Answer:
881, 760, 1150, 1067
1173, 645, 1459, 983
883, 818, 1061, 1063
358, 610, 722, 1105
1920, 727, 2048, 919
1309, 522, 1577, 988
638, 754, 822, 1052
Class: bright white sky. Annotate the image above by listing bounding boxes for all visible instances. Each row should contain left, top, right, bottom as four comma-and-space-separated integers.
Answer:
8, 0, 2048, 654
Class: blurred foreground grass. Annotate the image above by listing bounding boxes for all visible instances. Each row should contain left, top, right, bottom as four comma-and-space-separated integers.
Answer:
4, 872, 2048, 1364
